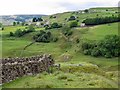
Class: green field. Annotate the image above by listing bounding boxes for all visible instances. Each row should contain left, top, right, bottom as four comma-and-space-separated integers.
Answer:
1, 7, 119, 88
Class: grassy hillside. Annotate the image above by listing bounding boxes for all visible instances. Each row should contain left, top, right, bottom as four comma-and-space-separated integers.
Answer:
1, 7, 119, 88
42, 7, 118, 25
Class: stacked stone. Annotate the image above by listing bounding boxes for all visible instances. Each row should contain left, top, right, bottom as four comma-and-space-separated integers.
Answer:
1, 54, 54, 84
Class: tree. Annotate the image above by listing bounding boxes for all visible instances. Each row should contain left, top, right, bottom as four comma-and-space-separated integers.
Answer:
9, 32, 14, 36
13, 22, 16, 26
51, 22, 62, 28
14, 29, 23, 37
21, 22, 25, 26
84, 9, 89, 13
68, 16, 76, 21
32, 17, 37, 22
17, 21, 20, 25
81, 35, 120, 58
38, 17, 43, 21
1, 27, 4, 30
91, 47, 101, 57
33, 31, 52, 43
32, 17, 43, 22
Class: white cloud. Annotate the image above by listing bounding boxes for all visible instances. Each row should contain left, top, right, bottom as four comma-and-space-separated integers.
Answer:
0, 0, 119, 15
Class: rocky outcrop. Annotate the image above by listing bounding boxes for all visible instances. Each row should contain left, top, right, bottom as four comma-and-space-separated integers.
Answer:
0, 54, 54, 84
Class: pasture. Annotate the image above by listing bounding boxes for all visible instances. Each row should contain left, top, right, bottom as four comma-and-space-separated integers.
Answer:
1, 7, 119, 88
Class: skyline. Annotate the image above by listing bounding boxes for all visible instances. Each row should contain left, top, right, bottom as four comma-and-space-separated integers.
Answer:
0, 0, 119, 15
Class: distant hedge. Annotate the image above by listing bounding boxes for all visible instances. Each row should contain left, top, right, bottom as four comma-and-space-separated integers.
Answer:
81, 35, 120, 58
32, 17, 43, 22
82, 16, 120, 25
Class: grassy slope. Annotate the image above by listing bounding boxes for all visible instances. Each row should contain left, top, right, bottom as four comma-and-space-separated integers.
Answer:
42, 7, 118, 24
1, 23, 119, 88
1, 7, 119, 88
81, 23, 118, 40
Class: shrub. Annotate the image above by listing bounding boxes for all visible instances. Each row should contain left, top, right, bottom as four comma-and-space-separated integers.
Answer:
13, 22, 16, 26
33, 30, 57, 43
49, 16, 56, 19
91, 47, 101, 57
68, 16, 76, 21
45, 23, 62, 30
51, 22, 62, 28
1, 27, 4, 30
84, 9, 89, 13
70, 21, 78, 28
9, 32, 14, 36
104, 53, 112, 58
14, 29, 23, 37
81, 35, 120, 58
81, 42, 95, 51
21, 22, 25, 26
45, 25, 51, 30
83, 49, 91, 55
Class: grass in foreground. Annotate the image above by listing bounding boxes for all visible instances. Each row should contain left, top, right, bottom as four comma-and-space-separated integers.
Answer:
1, 22, 119, 88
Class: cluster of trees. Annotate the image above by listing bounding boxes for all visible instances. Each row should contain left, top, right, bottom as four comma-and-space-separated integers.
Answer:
45, 22, 62, 30
83, 16, 120, 25
33, 30, 58, 43
13, 21, 20, 26
32, 17, 43, 22
9, 25, 35, 37
81, 35, 120, 58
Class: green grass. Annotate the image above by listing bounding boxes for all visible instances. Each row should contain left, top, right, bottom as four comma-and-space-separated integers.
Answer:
2, 26, 26, 34
81, 23, 118, 40
42, 7, 118, 25
2, 70, 119, 88
1, 7, 119, 88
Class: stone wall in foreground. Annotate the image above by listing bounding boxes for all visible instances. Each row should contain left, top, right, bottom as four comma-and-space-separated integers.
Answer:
0, 54, 54, 84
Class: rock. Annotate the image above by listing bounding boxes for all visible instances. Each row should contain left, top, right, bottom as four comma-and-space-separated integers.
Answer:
1, 54, 54, 84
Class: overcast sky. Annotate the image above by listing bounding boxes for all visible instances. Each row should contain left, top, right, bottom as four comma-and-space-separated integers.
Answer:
0, 0, 119, 15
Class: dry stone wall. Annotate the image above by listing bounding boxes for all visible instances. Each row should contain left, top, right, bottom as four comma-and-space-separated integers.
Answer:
0, 54, 54, 84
